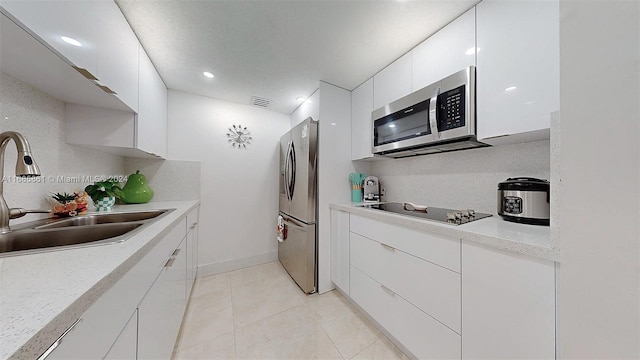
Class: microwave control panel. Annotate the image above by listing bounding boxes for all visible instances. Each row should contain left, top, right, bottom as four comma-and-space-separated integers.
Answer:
438, 85, 466, 130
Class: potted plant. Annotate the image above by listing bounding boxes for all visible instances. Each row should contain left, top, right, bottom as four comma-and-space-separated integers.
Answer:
49, 191, 90, 217
84, 178, 123, 212
50, 192, 79, 217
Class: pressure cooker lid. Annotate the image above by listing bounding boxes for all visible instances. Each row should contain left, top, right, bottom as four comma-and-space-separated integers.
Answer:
498, 177, 550, 191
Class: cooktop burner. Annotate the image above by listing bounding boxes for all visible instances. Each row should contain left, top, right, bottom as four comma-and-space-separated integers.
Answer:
361, 202, 492, 225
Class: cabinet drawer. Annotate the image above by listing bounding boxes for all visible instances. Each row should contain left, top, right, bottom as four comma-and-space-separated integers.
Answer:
350, 266, 461, 359
350, 214, 461, 272
350, 232, 461, 333
187, 207, 199, 229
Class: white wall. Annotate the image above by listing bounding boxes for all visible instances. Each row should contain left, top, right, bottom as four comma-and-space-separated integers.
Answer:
557, 1, 640, 358
0, 73, 124, 222
369, 140, 550, 214
167, 90, 290, 276
290, 89, 319, 128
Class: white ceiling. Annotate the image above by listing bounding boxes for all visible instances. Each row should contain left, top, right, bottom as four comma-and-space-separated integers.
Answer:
116, 0, 476, 114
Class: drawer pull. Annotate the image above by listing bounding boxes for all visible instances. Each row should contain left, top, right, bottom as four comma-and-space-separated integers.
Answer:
189, 223, 198, 229
165, 257, 176, 268
37, 318, 83, 360
172, 248, 181, 256
380, 284, 396, 297
380, 243, 396, 251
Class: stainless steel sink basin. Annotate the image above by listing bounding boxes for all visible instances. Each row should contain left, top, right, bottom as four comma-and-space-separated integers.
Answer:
36, 210, 168, 229
0, 223, 142, 254
0, 209, 174, 257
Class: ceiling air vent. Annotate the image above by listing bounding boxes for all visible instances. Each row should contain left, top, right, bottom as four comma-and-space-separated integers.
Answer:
251, 96, 271, 109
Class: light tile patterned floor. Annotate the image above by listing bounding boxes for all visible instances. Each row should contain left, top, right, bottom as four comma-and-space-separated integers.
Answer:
173, 261, 408, 360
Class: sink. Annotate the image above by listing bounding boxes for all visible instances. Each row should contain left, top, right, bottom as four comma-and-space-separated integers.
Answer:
0, 223, 142, 255
0, 209, 174, 257
36, 210, 168, 229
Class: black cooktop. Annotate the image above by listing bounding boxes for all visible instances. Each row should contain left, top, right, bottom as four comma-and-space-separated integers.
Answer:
361, 202, 492, 225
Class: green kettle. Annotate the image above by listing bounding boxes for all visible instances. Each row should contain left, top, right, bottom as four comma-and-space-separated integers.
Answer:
120, 170, 154, 204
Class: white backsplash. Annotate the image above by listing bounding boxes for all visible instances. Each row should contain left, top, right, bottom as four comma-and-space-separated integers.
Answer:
0, 73, 125, 222
123, 158, 200, 201
370, 140, 550, 215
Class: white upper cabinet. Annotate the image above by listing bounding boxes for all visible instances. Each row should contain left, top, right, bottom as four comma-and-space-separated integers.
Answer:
351, 78, 374, 160
0, 0, 140, 112
373, 52, 412, 110
0, 0, 99, 77
476, 0, 559, 144
412, 7, 476, 90
138, 47, 168, 158
96, 1, 140, 112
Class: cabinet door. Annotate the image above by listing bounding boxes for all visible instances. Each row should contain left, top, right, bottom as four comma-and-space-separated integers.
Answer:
351, 78, 374, 160
462, 242, 555, 359
0, 0, 99, 77
412, 7, 476, 90
476, 0, 559, 143
138, 237, 188, 360
330, 209, 350, 294
186, 224, 198, 297
104, 310, 137, 360
137, 46, 168, 158
373, 52, 412, 110
186, 207, 199, 298
95, 1, 139, 112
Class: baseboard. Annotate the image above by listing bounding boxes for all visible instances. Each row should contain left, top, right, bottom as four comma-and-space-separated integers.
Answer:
196, 251, 279, 278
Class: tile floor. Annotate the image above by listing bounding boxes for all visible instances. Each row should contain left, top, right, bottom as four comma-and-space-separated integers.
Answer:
172, 261, 409, 360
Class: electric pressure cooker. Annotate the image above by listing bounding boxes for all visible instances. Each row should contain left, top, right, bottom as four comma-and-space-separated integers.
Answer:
497, 177, 550, 226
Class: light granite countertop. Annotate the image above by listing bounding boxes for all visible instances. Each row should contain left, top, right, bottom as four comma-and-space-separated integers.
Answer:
331, 202, 560, 262
0, 200, 199, 360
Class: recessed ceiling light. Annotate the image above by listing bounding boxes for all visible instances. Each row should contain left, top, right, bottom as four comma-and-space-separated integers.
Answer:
524, 100, 536, 105
504, 86, 517, 92
203, 71, 214, 78
388, 124, 396, 128
297, 97, 306, 102
61, 36, 81, 47
465, 47, 480, 55
331, 122, 337, 126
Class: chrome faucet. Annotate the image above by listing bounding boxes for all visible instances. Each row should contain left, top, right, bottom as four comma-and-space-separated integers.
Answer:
0, 131, 43, 234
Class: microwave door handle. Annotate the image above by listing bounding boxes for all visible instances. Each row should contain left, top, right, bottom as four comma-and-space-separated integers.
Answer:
429, 87, 440, 139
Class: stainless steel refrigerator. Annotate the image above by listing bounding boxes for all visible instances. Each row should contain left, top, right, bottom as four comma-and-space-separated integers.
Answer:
278, 117, 318, 293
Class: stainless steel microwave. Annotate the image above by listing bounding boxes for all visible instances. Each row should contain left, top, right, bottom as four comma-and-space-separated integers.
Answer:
371, 66, 488, 158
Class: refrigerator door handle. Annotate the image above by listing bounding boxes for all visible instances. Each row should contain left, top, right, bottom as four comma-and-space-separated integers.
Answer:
289, 142, 296, 199
282, 218, 306, 232
284, 141, 292, 200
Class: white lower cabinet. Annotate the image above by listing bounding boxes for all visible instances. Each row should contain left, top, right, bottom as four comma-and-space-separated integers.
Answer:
330, 209, 350, 294
104, 310, 138, 360
138, 237, 188, 360
350, 232, 461, 333
462, 241, 555, 359
332, 210, 557, 360
38, 212, 195, 360
350, 266, 461, 359
186, 207, 199, 298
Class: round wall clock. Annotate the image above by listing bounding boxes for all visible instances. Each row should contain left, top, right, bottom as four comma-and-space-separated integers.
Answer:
226, 124, 253, 149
